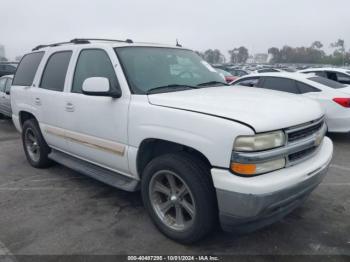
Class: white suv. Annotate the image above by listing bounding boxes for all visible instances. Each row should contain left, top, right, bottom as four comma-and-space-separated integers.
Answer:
11, 39, 333, 243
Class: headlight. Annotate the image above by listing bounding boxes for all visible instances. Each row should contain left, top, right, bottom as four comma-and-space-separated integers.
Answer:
234, 131, 286, 152
231, 158, 286, 176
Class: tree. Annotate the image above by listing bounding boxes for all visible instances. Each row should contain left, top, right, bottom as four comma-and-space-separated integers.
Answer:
331, 39, 346, 65
311, 41, 323, 49
268, 47, 280, 63
229, 46, 249, 64
202, 49, 224, 64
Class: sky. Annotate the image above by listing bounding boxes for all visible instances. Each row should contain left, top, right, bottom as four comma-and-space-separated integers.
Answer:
1, 0, 350, 60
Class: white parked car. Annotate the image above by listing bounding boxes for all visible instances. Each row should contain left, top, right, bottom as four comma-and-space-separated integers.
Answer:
11, 39, 333, 243
299, 67, 350, 85
0, 75, 13, 118
256, 68, 296, 74
232, 72, 350, 133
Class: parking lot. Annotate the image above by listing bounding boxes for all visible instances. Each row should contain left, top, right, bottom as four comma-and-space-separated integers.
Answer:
0, 119, 349, 256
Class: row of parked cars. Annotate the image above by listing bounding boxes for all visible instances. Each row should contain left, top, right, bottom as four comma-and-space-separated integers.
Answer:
211, 65, 350, 134
1, 39, 344, 244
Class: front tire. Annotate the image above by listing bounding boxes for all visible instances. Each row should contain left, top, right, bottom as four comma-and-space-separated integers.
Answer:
141, 153, 217, 244
22, 119, 52, 168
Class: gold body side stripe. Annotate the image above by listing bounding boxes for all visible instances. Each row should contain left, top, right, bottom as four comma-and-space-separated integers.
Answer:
45, 126, 125, 156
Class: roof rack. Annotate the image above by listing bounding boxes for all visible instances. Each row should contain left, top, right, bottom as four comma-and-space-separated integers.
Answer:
71, 38, 134, 44
32, 38, 134, 51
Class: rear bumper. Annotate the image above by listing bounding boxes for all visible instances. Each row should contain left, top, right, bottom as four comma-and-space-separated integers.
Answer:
211, 137, 333, 233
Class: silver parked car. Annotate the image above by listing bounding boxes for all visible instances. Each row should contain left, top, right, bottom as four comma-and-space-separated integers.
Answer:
0, 75, 13, 118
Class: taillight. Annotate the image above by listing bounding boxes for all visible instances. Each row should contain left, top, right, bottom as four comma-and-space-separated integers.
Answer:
333, 98, 350, 108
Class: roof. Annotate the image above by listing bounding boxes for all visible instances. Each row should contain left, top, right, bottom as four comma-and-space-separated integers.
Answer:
238, 72, 312, 81
32, 38, 185, 52
299, 67, 350, 74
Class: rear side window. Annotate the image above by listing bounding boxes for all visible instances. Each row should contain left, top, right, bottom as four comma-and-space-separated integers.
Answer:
12, 52, 44, 86
296, 81, 320, 93
40, 51, 72, 92
261, 77, 299, 94
234, 77, 260, 87
314, 71, 326, 77
308, 76, 346, 89
257, 69, 279, 73
72, 49, 118, 93
335, 72, 350, 84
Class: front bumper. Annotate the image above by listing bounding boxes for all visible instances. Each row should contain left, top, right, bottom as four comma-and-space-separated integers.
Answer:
211, 137, 333, 233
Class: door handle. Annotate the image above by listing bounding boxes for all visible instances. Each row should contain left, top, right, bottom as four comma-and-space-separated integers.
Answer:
34, 97, 41, 106
65, 102, 75, 112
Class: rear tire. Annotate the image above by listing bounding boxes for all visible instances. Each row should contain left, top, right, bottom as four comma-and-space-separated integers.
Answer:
22, 119, 53, 168
141, 153, 217, 244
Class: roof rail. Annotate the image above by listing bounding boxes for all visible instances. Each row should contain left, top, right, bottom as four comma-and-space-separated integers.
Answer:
32, 39, 90, 51
71, 38, 134, 44
32, 38, 133, 51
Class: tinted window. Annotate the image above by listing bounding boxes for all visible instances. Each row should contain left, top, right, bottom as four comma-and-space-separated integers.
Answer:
5, 65, 16, 71
261, 77, 299, 94
72, 49, 119, 93
335, 72, 350, 84
296, 81, 320, 94
326, 72, 338, 82
308, 76, 345, 89
13, 52, 44, 86
0, 78, 6, 92
234, 77, 260, 87
258, 69, 279, 73
315, 71, 326, 77
40, 51, 72, 92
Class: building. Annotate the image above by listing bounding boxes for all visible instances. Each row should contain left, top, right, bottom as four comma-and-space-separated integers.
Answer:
254, 53, 268, 64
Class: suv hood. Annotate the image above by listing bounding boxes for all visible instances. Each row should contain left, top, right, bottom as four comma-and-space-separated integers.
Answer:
148, 86, 324, 133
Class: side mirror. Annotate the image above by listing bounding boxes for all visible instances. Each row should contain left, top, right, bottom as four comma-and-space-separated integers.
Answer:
82, 77, 121, 98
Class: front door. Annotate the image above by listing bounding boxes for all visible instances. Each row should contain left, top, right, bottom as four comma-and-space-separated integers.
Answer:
64, 48, 130, 174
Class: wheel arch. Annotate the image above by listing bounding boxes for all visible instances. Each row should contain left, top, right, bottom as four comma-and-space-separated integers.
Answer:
136, 138, 212, 178
19, 111, 38, 128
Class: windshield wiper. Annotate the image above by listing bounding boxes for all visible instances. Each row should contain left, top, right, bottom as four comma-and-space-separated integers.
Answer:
197, 81, 229, 87
146, 84, 199, 95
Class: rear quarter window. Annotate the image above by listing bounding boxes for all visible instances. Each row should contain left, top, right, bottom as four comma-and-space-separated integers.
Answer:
12, 52, 44, 86
308, 76, 346, 89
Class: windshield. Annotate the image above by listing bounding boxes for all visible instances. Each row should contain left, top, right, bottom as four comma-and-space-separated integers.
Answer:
308, 76, 346, 89
115, 47, 225, 94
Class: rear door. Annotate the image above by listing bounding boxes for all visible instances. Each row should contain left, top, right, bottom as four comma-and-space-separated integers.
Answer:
31, 50, 73, 151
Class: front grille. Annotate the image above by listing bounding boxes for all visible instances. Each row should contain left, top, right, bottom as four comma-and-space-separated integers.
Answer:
285, 117, 325, 166
288, 147, 317, 163
287, 120, 323, 143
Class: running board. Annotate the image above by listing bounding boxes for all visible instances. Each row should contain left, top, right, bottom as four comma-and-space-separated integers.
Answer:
48, 149, 139, 192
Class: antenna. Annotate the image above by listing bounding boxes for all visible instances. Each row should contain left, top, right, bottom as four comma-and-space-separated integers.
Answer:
176, 39, 182, 47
